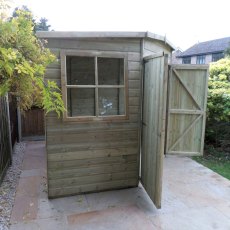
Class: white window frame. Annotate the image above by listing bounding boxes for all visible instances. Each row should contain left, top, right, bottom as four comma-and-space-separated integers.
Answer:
196, 55, 206, 64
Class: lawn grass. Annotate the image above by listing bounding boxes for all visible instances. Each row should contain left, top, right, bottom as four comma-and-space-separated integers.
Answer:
192, 146, 230, 180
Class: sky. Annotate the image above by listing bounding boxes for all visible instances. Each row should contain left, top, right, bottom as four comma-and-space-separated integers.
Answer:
10, 0, 230, 50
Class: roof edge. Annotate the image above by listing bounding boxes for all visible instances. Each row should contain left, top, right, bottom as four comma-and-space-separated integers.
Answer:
36, 31, 175, 50
177, 50, 225, 58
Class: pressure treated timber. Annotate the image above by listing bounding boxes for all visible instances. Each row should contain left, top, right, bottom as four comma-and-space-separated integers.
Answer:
48, 154, 138, 170
41, 34, 174, 200
46, 130, 138, 145
48, 147, 138, 160
141, 54, 168, 209
48, 178, 138, 198
44, 38, 141, 52
49, 170, 137, 188
48, 162, 138, 179
166, 65, 209, 156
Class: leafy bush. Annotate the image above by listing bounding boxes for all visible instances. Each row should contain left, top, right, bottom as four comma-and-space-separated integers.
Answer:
0, 9, 64, 116
206, 58, 230, 150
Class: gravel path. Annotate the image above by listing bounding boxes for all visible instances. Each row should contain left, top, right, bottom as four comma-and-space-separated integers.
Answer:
0, 143, 26, 230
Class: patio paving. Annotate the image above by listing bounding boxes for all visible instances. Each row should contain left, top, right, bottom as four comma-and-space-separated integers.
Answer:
10, 141, 230, 230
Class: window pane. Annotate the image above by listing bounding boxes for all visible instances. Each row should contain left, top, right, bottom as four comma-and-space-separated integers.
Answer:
196, 55, 205, 64
182, 57, 191, 64
98, 58, 124, 85
67, 88, 95, 116
212, 53, 224, 62
66, 56, 95, 85
98, 88, 125, 116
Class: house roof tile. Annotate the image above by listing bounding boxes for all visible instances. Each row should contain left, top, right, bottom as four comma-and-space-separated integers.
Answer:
177, 37, 230, 57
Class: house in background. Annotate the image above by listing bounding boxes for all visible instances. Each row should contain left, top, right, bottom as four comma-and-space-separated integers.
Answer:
175, 37, 230, 64
171, 48, 183, 64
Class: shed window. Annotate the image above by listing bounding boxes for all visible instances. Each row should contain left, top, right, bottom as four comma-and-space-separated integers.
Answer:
62, 51, 127, 120
196, 55, 205, 64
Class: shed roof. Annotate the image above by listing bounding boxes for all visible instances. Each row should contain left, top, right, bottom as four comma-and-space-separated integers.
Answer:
36, 31, 176, 50
177, 37, 230, 57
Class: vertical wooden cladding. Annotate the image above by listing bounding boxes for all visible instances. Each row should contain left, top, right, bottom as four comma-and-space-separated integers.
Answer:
141, 53, 168, 209
166, 65, 209, 156
45, 38, 142, 198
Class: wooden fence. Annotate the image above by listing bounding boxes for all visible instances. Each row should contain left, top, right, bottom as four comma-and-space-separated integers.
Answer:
8, 95, 18, 146
0, 96, 12, 182
22, 108, 45, 137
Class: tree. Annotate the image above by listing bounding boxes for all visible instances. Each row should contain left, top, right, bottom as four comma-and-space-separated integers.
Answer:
225, 43, 230, 57
12, 5, 51, 32
208, 58, 230, 122
12, 5, 31, 18
0, 9, 64, 116
206, 58, 230, 148
35, 17, 51, 31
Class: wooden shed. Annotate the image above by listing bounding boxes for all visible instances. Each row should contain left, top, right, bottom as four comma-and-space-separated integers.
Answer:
37, 31, 209, 208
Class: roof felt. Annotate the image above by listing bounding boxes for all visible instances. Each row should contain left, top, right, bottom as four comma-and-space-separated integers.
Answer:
177, 37, 230, 57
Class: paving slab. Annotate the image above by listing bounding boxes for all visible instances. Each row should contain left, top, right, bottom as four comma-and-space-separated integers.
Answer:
67, 205, 154, 230
9, 141, 230, 230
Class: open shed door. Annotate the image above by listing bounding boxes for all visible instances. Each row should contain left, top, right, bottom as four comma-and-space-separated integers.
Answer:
141, 53, 168, 209
166, 65, 209, 156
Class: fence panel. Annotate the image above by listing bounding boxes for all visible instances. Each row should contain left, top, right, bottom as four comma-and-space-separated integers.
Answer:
0, 96, 12, 182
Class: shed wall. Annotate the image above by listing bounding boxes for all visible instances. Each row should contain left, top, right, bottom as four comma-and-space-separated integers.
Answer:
143, 38, 172, 57
45, 38, 142, 197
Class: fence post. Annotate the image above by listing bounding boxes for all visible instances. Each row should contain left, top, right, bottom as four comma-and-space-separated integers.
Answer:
6, 94, 13, 162
16, 97, 22, 142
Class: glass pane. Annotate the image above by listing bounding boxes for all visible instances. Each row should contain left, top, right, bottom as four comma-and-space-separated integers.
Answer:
98, 58, 124, 85
67, 88, 95, 116
66, 56, 95, 85
98, 88, 125, 116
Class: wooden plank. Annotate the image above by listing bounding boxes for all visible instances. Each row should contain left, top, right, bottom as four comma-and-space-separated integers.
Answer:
141, 54, 168, 209
38, 31, 146, 39
129, 97, 139, 106
129, 80, 140, 89
48, 162, 138, 179
169, 109, 204, 115
47, 132, 138, 145
155, 54, 168, 207
128, 52, 141, 61
45, 118, 139, 129
45, 38, 141, 52
128, 89, 140, 97
128, 61, 141, 71
47, 140, 139, 153
49, 171, 137, 188
171, 64, 209, 69
167, 151, 201, 156
48, 178, 137, 198
48, 154, 138, 170
200, 68, 209, 155
129, 71, 141, 80
48, 147, 138, 161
